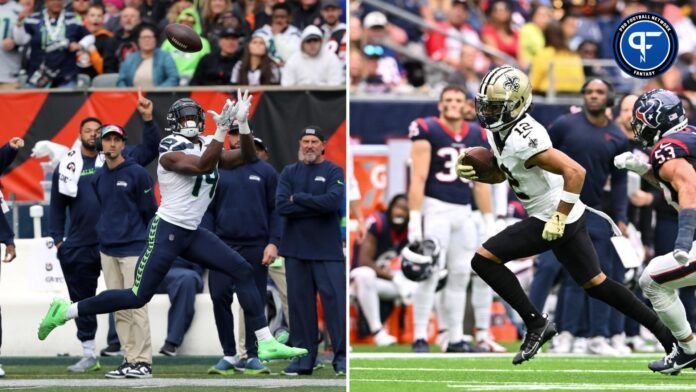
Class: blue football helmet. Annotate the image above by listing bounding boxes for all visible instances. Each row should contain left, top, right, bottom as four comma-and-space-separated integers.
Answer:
631, 89, 688, 147
400, 238, 440, 282
165, 98, 205, 138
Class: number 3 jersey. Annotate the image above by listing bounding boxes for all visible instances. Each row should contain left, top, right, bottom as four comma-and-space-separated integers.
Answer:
487, 113, 585, 223
156, 134, 219, 230
650, 126, 696, 210
409, 116, 488, 205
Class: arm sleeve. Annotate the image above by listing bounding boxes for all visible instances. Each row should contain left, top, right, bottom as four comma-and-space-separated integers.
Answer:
0, 144, 18, 173
266, 167, 282, 246
49, 169, 69, 244
611, 140, 629, 223
292, 166, 345, 213
126, 120, 161, 166
275, 166, 320, 217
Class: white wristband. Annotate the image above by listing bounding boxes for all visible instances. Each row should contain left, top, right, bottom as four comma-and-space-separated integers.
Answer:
213, 127, 227, 143
238, 120, 251, 135
409, 210, 422, 224
560, 191, 580, 204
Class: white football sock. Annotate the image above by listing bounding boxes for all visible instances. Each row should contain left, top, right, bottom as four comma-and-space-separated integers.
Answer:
255, 327, 273, 342
66, 303, 79, 320
679, 336, 696, 355
223, 356, 238, 365
82, 339, 96, 358
413, 273, 438, 341
472, 276, 493, 333
641, 276, 692, 343
444, 272, 468, 343
352, 268, 383, 333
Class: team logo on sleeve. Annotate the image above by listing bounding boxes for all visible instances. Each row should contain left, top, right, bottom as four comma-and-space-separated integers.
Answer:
613, 12, 677, 78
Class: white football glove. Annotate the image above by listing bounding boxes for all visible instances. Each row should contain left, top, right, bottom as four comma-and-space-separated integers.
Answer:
233, 89, 252, 134
407, 210, 422, 243
31, 140, 69, 166
207, 98, 236, 142
614, 152, 650, 175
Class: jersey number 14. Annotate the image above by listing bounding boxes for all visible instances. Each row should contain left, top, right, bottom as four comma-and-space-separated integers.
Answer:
192, 170, 219, 198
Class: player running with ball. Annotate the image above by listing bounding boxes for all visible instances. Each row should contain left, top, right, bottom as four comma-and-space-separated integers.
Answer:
455, 65, 675, 365
37, 90, 307, 364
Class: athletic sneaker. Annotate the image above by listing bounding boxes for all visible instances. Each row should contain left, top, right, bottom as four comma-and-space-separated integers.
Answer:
572, 337, 588, 354
257, 338, 308, 361
512, 314, 557, 365
412, 339, 429, 353
0, 364, 5, 377
610, 334, 632, 355
548, 331, 573, 354
208, 356, 244, 375
125, 362, 152, 378
67, 356, 100, 373
588, 336, 621, 356
477, 336, 508, 353
649, 344, 696, 375
446, 340, 484, 353
38, 298, 70, 340
374, 329, 397, 347
159, 341, 178, 356
314, 359, 325, 370
105, 362, 133, 379
245, 357, 270, 374
100, 343, 123, 357
627, 335, 658, 352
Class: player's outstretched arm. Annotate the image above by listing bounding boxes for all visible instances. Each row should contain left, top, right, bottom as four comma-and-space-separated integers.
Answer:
407, 140, 430, 243
613, 151, 661, 188
358, 232, 393, 280
527, 148, 585, 241
220, 89, 256, 169
658, 158, 696, 263
159, 141, 224, 176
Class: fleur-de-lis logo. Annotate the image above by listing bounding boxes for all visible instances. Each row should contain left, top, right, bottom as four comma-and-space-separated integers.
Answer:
503, 75, 520, 92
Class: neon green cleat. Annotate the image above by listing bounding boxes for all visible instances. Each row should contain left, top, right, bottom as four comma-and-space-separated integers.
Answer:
258, 338, 308, 361
38, 298, 70, 340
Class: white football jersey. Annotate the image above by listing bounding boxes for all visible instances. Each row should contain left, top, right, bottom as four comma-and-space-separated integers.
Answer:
156, 134, 219, 230
487, 114, 585, 223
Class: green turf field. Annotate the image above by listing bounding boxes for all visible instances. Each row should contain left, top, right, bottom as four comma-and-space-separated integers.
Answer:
0, 356, 345, 391
350, 344, 696, 392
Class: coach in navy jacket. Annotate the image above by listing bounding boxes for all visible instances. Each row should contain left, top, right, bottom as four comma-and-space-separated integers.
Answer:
276, 126, 345, 375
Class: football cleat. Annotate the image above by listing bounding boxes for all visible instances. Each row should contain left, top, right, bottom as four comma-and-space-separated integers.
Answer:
257, 338, 308, 361
513, 314, 557, 365
374, 329, 397, 347
412, 339, 429, 353
446, 340, 486, 353
649, 344, 696, 375
38, 298, 70, 340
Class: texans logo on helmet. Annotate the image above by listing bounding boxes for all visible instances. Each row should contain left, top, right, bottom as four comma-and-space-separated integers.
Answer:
635, 99, 663, 128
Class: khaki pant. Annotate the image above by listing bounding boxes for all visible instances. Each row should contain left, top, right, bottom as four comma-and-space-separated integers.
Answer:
235, 262, 289, 357
101, 253, 152, 364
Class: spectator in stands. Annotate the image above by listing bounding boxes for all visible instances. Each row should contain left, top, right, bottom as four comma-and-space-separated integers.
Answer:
276, 127, 346, 376
0, 0, 25, 89
480, 0, 518, 62
426, 0, 480, 68
161, 6, 211, 84
517, 3, 551, 70
576, 40, 609, 79
350, 194, 410, 346
560, 13, 579, 50
76, 4, 119, 79
682, 55, 696, 93
529, 23, 584, 94
253, 0, 275, 32
282, 25, 343, 86
111, 6, 141, 64
257, 2, 301, 64
363, 44, 400, 90
71, 0, 90, 21
138, 0, 168, 26
367, 0, 428, 44
93, 124, 156, 379
159, 0, 194, 33
361, 11, 403, 75
320, 0, 345, 68
205, 130, 281, 375
156, 258, 204, 357
447, 44, 482, 96
103, 0, 124, 32
12, 0, 89, 88
230, 31, 280, 85
190, 27, 241, 85
0, 136, 23, 378
117, 24, 179, 87
201, 0, 232, 48
291, 0, 321, 30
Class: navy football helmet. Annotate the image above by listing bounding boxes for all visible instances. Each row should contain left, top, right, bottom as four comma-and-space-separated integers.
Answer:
400, 238, 440, 282
165, 98, 205, 138
631, 89, 688, 147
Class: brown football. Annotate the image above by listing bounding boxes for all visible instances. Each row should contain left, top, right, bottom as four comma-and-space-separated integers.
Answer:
460, 146, 497, 179
165, 23, 202, 53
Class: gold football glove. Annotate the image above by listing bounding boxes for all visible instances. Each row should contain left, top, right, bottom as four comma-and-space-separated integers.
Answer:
542, 211, 568, 241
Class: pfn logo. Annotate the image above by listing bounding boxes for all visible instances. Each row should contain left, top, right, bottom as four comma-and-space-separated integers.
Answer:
613, 12, 677, 78
628, 31, 662, 63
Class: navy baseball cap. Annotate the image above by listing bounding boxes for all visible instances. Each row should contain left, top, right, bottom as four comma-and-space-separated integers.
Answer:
100, 124, 127, 140
253, 137, 268, 152
300, 126, 325, 142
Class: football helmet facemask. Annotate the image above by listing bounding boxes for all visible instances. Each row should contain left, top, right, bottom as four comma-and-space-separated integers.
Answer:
631, 89, 687, 147
400, 238, 441, 282
165, 98, 205, 138
475, 65, 532, 132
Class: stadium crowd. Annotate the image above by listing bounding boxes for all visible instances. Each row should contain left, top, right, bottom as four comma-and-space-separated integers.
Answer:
0, 0, 346, 88
349, 0, 696, 97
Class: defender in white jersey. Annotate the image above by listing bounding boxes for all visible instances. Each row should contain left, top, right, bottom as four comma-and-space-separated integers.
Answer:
455, 65, 675, 365
38, 90, 308, 362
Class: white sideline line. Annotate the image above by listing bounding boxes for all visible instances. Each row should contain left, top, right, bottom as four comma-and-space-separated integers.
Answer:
350, 353, 662, 359
0, 378, 345, 388
352, 379, 696, 390
351, 366, 696, 374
